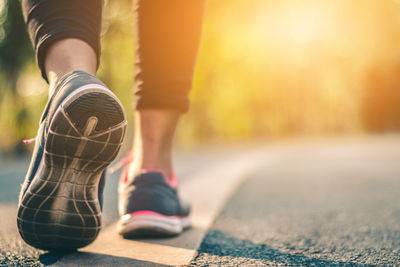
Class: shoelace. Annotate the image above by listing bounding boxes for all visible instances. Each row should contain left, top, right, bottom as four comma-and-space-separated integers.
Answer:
23, 137, 36, 145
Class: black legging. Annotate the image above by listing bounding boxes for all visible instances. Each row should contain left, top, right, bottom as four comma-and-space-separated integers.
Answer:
21, 0, 205, 113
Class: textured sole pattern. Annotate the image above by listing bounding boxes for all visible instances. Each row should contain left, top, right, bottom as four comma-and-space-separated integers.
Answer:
17, 87, 126, 251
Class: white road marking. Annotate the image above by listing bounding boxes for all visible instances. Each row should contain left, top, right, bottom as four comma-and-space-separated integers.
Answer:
55, 146, 283, 266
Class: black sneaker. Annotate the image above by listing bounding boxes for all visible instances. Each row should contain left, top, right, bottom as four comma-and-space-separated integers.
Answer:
17, 71, 127, 250
118, 169, 190, 238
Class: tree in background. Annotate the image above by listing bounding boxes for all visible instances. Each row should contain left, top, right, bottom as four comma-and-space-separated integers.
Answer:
0, 0, 34, 154
0, 0, 33, 97
2, 0, 400, 154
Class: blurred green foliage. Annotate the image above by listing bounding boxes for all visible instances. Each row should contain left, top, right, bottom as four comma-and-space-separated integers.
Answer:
0, 0, 33, 93
1, 0, 400, 154
0, 0, 35, 153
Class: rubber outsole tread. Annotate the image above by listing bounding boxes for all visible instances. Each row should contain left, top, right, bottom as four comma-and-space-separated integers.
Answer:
18, 87, 126, 251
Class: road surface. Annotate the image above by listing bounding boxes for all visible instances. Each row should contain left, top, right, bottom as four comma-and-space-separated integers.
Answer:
0, 136, 399, 266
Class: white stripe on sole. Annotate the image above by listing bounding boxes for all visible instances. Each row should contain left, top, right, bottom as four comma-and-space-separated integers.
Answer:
117, 214, 191, 235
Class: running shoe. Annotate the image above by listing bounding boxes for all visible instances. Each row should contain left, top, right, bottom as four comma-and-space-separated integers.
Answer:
118, 168, 190, 238
17, 70, 127, 250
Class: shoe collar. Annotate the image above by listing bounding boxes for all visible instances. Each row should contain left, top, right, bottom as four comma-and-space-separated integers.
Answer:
114, 155, 179, 189
121, 168, 179, 189
141, 169, 178, 188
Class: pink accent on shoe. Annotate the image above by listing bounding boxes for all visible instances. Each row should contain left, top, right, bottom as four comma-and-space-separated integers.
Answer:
169, 172, 179, 188
22, 137, 36, 145
141, 169, 179, 188
119, 165, 129, 185
129, 210, 187, 219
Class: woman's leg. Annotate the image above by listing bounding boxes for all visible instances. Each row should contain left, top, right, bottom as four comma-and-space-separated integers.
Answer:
21, 0, 102, 89
18, 0, 127, 250
44, 38, 97, 95
130, 0, 205, 180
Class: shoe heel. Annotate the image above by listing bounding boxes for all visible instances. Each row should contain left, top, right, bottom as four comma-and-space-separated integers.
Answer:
17, 88, 127, 251
46, 90, 126, 172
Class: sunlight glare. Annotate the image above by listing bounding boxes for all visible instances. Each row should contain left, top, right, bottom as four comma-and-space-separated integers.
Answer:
250, 3, 335, 47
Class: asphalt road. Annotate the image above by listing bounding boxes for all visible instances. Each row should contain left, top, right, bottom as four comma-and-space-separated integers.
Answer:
0, 146, 237, 266
0, 136, 399, 266
192, 137, 400, 266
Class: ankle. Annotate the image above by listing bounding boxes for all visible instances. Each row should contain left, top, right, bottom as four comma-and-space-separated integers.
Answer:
47, 69, 96, 96
126, 153, 174, 182
130, 109, 180, 182
44, 38, 97, 95
141, 162, 174, 180
141, 169, 179, 188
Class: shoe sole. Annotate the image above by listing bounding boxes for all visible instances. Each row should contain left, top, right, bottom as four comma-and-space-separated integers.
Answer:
17, 84, 127, 251
117, 211, 191, 238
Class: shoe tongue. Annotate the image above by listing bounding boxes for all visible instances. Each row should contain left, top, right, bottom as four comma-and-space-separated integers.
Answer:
135, 171, 167, 185
135, 171, 166, 181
